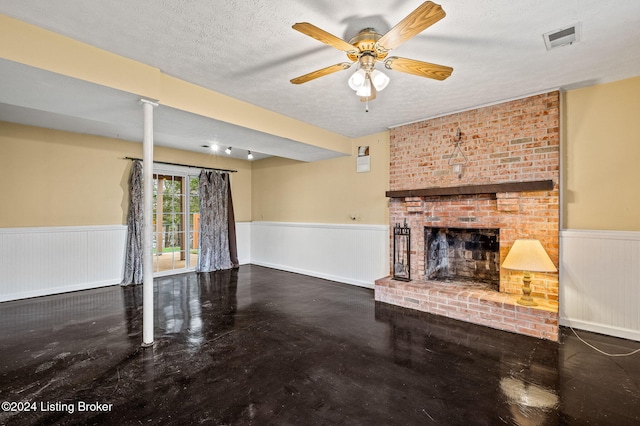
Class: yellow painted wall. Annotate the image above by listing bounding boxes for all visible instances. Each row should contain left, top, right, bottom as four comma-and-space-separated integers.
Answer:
7, 13, 639, 231
251, 132, 390, 225
0, 15, 385, 229
0, 122, 251, 227
563, 76, 640, 231
0, 14, 351, 156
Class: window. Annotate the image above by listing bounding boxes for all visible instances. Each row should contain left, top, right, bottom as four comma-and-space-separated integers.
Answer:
152, 171, 200, 275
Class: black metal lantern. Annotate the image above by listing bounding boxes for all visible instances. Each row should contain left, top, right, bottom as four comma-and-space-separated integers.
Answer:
393, 220, 411, 281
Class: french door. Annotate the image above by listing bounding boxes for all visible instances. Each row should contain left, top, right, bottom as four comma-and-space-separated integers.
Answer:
152, 172, 200, 275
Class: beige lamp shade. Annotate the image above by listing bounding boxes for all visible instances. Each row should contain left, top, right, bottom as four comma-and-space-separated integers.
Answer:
502, 239, 557, 273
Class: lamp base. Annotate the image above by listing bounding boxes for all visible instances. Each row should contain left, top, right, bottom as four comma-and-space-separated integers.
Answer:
517, 295, 538, 306
517, 271, 538, 307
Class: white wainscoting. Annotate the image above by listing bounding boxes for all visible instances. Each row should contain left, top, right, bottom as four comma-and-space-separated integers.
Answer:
0, 222, 387, 301
250, 222, 389, 289
0, 222, 253, 302
560, 229, 640, 341
0, 225, 127, 302
235, 221, 251, 265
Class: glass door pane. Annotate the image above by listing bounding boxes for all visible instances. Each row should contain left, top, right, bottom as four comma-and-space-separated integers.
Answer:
188, 175, 200, 270
152, 173, 195, 274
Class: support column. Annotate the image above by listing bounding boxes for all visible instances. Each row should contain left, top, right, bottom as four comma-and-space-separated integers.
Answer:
141, 98, 158, 347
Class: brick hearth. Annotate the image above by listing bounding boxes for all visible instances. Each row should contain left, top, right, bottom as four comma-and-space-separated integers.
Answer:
377, 92, 560, 340
375, 277, 559, 340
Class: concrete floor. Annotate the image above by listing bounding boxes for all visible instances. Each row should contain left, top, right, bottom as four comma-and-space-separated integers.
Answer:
0, 265, 638, 425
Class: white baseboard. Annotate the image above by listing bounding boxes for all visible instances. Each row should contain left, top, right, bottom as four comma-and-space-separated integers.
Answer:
560, 317, 640, 342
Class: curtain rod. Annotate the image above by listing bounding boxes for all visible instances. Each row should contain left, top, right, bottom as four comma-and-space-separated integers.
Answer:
124, 157, 237, 173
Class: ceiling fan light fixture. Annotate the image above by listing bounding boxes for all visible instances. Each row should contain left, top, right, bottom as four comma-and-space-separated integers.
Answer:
348, 69, 367, 91
349, 67, 389, 98
355, 78, 372, 97
370, 69, 390, 91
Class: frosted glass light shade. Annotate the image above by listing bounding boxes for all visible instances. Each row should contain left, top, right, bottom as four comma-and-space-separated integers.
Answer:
348, 68, 389, 96
355, 79, 372, 97
348, 69, 366, 91
370, 69, 390, 91
502, 239, 557, 272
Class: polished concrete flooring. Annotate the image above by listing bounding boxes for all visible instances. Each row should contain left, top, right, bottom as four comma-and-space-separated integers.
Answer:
1, 265, 639, 425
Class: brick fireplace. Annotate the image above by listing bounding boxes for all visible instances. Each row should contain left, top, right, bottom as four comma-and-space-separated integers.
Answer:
375, 92, 560, 340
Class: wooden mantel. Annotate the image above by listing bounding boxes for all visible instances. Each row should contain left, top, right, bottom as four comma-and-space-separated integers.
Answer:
385, 180, 553, 198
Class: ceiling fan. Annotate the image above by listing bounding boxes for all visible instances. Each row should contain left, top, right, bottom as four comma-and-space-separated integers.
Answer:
290, 1, 453, 108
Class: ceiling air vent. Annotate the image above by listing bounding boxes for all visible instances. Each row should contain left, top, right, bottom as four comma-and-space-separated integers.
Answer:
543, 23, 581, 50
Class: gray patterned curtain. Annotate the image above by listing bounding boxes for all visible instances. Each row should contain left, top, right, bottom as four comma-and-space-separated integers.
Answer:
122, 160, 144, 285
197, 171, 233, 272
227, 179, 239, 268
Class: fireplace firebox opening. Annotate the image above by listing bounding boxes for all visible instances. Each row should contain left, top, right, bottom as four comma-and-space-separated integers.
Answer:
425, 227, 500, 290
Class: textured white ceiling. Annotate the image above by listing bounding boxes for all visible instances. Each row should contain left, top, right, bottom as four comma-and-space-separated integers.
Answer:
1, 0, 640, 160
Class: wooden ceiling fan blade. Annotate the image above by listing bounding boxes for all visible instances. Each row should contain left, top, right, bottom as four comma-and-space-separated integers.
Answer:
290, 62, 353, 84
292, 22, 358, 53
377, 1, 446, 51
384, 56, 453, 80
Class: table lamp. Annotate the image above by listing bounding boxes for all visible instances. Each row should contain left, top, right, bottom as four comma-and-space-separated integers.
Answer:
502, 239, 557, 306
